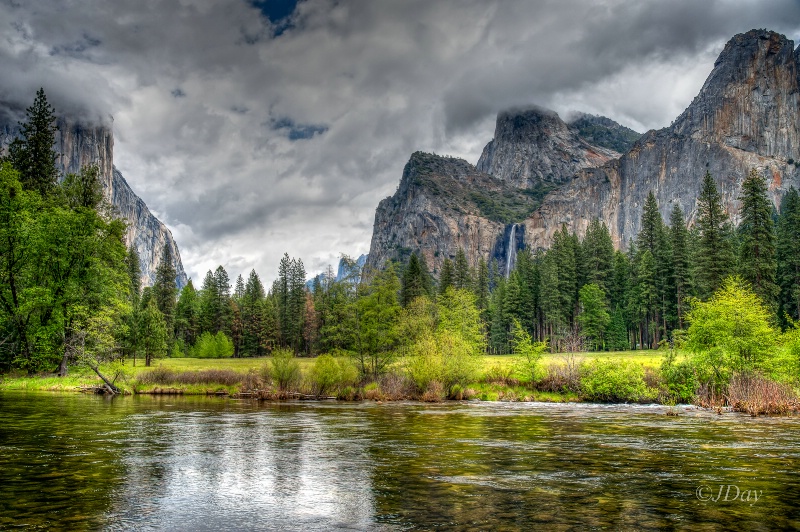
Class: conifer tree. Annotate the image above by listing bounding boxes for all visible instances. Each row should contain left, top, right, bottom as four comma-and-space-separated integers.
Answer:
8, 88, 60, 195
453, 248, 472, 290
777, 187, 800, 323
738, 169, 778, 308
669, 204, 690, 329
439, 258, 454, 295
401, 253, 429, 306
695, 171, 734, 299
582, 219, 614, 296
474, 257, 490, 320
153, 243, 177, 348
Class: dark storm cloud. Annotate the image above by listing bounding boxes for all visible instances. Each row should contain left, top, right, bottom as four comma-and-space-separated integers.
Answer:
0, 0, 798, 281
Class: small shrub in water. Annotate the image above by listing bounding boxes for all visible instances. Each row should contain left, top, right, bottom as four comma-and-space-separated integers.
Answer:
580, 359, 656, 403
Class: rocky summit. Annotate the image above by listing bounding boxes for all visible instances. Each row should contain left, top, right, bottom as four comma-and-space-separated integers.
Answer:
367, 29, 800, 275
0, 114, 188, 288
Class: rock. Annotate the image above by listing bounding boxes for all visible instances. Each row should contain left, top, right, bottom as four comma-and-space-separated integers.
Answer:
525, 29, 800, 251
476, 106, 621, 189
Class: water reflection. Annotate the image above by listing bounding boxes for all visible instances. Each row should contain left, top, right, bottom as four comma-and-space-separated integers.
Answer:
1, 394, 799, 530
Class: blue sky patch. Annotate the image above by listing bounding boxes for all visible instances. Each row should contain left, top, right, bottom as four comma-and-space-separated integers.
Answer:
250, 0, 299, 36
270, 117, 328, 140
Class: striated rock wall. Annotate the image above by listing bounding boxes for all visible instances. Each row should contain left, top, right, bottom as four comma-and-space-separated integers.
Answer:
0, 114, 187, 288
476, 107, 621, 189
525, 29, 800, 251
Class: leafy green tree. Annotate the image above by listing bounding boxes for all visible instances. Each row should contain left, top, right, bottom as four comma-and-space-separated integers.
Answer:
352, 263, 401, 378
695, 171, 734, 299
7, 88, 60, 195
738, 169, 778, 309
175, 279, 200, 352
577, 283, 611, 350
685, 276, 777, 388
139, 298, 167, 366
510, 317, 547, 382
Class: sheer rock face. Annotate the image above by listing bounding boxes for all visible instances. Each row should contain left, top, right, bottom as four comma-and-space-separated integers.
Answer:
476, 107, 621, 189
0, 115, 187, 288
525, 29, 800, 251
366, 152, 506, 274
367, 29, 800, 274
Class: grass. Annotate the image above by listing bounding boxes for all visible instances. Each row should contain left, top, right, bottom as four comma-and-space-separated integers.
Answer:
0, 350, 668, 398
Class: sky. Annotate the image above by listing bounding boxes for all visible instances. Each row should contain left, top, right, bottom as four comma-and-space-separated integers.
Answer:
1, 0, 799, 285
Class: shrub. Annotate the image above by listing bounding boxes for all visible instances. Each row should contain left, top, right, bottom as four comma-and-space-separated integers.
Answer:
421, 380, 445, 402
484, 363, 515, 385
308, 354, 359, 396
580, 359, 656, 403
509, 319, 547, 383
727, 372, 799, 416
660, 351, 699, 404
538, 354, 581, 393
270, 348, 301, 391
404, 330, 482, 392
191, 331, 234, 358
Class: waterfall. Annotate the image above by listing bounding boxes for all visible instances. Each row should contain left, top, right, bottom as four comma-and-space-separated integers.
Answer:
505, 224, 517, 278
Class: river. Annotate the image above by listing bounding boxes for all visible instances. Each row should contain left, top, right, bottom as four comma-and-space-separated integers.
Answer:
1, 392, 798, 530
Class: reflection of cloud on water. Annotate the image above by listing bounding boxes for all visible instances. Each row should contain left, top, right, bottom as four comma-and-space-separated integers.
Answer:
106, 402, 378, 531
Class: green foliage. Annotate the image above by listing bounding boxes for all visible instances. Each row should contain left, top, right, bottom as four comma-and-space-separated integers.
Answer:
352, 263, 402, 378
580, 359, 655, 402
660, 350, 699, 403
577, 283, 610, 350
695, 171, 735, 299
570, 114, 641, 153
685, 277, 778, 387
510, 318, 547, 383
308, 354, 359, 396
139, 298, 168, 366
191, 331, 234, 359
7, 88, 59, 196
777, 187, 800, 325
400, 252, 431, 306
270, 348, 301, 391
738, 169, 778, 308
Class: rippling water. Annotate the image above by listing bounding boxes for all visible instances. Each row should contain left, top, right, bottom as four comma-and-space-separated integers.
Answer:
1, 392, 799, 530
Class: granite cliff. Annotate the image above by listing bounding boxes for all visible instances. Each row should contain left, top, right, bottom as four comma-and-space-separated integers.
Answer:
368, 29, 800, 274
0, 114, 187, 288
525, 29, 800, 250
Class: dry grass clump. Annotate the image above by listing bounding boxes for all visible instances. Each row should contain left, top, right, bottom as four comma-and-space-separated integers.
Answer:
421, 380, 445, 402
726, 372, 799, 416
138, 367, 243, 386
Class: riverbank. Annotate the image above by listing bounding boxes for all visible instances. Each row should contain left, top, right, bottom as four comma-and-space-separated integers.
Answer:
1, 351, 797, 414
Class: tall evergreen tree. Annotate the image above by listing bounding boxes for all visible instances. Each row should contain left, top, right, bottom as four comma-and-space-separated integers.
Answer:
474, 257, 490, 320
401, 253, 429, 306
453, 248, 472, 290
582, 219, 614, 296
777, 187, 800, 323
669, 204, 690, 329
7, 88, 60, 195
738, 169, 778, 308
439, 258, 454, 295
695, 171, 734, 299
175, 280, 200, 351
153, 243, 177, 346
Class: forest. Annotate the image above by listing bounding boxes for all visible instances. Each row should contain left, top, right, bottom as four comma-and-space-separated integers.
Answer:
2, 90, 800, 411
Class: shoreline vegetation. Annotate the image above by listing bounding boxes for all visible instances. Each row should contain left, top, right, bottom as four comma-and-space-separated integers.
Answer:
2, 349, 798, 416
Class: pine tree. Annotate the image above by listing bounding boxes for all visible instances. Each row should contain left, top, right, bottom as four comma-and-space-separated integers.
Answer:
778, 188, 800, 323
474, 257, 490, 320
8, 88, 60, 195
199, 269, 219, 334
234, 274, 245, 302
453, 248, 472, 290
401, 253, 429, 306
552, 226, 577, 325
439, 258, 454, 295
695, 171, 734, 299
638, 191, 661, 254
738, 169, 778, 308
175, 280, 200, 351
214, 265, 232, 335
153, 243, 177, 348
669, 204, 690, 329
582, 219, 614, 296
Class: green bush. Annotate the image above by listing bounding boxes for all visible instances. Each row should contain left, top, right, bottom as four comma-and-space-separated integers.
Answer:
509, 319, 548, 383
580, 359, 656, 403
191, 331, 234, 358
660, 352, 699, 404
308, 354, 359, 396
270, 348, 301, 391
404, 330, 481, 392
